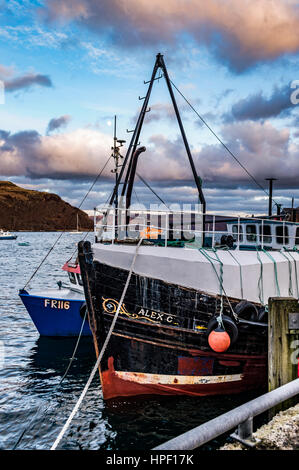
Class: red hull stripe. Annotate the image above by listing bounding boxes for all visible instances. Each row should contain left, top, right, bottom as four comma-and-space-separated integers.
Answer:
100, 357, 266, 400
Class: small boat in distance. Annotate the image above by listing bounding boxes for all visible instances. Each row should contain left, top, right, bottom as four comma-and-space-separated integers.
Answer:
0, 229, 17, 240
69, 213, 83, 234
19, 259, 91, 337
18, 241, 30, 246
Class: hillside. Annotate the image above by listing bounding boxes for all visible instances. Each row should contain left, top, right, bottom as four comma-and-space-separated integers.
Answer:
0, 181, 93, 231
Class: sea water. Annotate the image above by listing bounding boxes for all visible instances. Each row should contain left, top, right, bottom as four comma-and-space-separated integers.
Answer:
0, 232, 264, 450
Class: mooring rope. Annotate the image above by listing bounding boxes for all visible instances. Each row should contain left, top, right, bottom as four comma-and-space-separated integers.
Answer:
12, 309, 87, 450
256, 247, 265, 306
198, 248, 237, 322
50, 237, 143, 450
226, 249, 244, 300
286, 248, 299, 299
262, 248, 281, 297
280, 248, 293, 297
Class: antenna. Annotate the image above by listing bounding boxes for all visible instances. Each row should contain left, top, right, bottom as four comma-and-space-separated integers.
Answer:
111, 115, 125, 211
265, 178, 277, 217
110, 116, 125, 235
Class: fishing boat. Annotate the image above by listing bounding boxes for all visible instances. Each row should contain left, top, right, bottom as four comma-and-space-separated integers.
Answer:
19, 259, 91, 337
0, 229, 17, 240
78, 53, 299, 400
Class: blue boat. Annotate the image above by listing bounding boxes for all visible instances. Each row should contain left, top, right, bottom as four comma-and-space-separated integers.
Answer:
0, 229, 17, 240
19, 261, 91, 337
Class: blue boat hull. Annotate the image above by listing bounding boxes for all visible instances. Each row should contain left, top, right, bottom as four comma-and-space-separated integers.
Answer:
0, 235, 17, 240
19, 289, 91, 337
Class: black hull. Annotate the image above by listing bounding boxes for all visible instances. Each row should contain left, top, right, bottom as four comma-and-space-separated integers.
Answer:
78, 241, 268, 399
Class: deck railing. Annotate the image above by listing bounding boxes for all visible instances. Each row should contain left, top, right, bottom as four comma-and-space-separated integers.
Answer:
93, 206, 299, 250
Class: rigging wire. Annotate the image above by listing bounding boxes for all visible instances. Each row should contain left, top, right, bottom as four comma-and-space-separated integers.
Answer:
50, 238, 144, 450
136, 172, 171, 210
13, 179, 116, 450
168, 78, 280, 210
133, 187, 141, 206
66, 186, 116, 264
22, 154, 113, 290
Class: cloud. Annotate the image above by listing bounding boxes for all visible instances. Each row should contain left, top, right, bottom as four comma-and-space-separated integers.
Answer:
0, 64, 15, 79
132, 102, 191, 125
1, 119, 299, 214
0, 24, 71, 49
225, 85, 295, 122
0, 119, 299, 196
197, 120, 298, 188
144, 103, 177, 124
138, 120, 299, 190
0, 127, 113, 179
42, 0, 299, 72
4, 73, 53, 92
46, 115, 71, 134
9, 172, 299, 214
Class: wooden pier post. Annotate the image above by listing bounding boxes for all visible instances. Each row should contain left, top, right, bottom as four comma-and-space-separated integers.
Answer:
268, 297, 299, 413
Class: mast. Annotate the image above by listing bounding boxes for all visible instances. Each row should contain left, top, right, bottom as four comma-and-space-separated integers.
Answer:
121, 54, 206, 211
157, 54, 206, 213
110, 115, 125, 233
113, 116, 118, 210
104, 53, 206, 243
107, 60, 160, 210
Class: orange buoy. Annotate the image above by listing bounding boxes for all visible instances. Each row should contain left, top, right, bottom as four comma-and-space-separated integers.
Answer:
208, 327, 231, 352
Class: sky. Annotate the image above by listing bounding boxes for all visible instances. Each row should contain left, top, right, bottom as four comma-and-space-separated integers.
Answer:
0, 0, 299, 216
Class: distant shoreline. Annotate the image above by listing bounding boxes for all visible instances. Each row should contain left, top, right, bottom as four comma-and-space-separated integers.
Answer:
7, 229, 92, 233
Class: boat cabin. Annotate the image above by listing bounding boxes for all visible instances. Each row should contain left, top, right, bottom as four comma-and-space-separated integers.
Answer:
226, 219, 299, 250
62, 262, 83, 287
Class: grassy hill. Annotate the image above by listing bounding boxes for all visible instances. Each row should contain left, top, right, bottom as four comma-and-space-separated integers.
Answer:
0, 181, 93, 231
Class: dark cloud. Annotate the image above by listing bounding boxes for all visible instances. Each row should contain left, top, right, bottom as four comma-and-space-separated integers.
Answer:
224, 85, 294, 122
137, 120, 299, 190
46, 115, 71, 134
0, 127, 112, 179
0, 118, 299, 199
4, 73, 53, 92
42, 0, 299, 72
1, 119, 299, 214
8, 172, 298, 215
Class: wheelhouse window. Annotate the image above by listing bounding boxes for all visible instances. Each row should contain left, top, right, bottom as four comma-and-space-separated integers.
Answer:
259, 224, 272, 244
232, 224, 243, 242
246, 224, 257, 242
276, 225, 289, 245
77, 273, 83, 286
295, 227, 299, 245
68, 272, 77, 284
